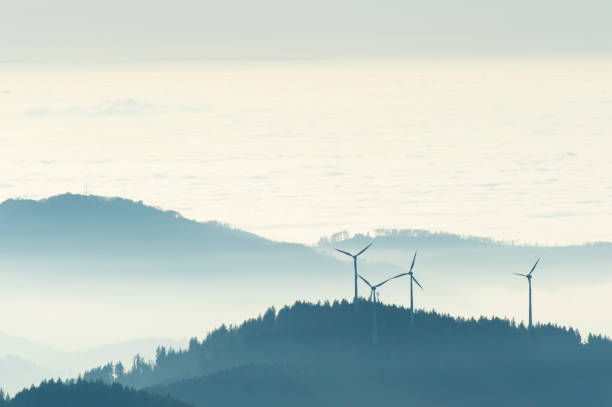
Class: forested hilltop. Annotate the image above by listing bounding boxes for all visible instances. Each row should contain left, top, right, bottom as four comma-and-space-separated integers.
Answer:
84, 301, 612, 407
0, 379, 191, 407
0, 193, 343, 275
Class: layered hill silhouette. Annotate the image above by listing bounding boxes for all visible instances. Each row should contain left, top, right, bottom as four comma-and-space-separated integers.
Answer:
3, 193, 611, 277
0, 333, 187, 395
83, 301, 612, 407
4, 192, 612, 398
319, 229, 612, 284
0, 379, 191, 407
3, 193, 611, 279
0, 194, 264, 254
0, 193, 344, 275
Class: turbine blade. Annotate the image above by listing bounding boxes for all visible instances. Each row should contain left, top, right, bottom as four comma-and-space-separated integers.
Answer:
335, 248, 354, 257
412, 276, 423, 290
409, 251, 417, 273
528, 258, 540, 275
358, 274, 373, 288
375, 272, 410, 288
355, 242, 373, 257
512, 273, 528, 277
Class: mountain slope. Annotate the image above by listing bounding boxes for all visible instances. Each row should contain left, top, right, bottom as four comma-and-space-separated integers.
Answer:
0, 193, 291, 254
0, 356, 58, 397
0, 193, 344, 275
0, 193, 391, 366
1, 379, 191, 407
0, 332, 187, 395
84, 301, 612, 407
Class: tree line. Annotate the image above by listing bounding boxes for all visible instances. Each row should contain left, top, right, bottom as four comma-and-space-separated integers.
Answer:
0, 378, 190, 407
80, 300, 612, 406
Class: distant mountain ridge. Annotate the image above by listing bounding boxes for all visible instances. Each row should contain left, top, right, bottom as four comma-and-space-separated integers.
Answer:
4, 193, 610, 255
0, 194, 266, 254
319, 228, 612, 250
0, 193, 343, 275
318, 229, 612, 283
2, 192, 611, 280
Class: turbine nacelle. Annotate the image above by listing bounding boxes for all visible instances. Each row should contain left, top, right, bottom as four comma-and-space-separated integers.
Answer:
512, 258, 540, 281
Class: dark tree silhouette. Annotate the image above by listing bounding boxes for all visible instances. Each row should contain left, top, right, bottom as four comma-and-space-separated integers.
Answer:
3, 379, 191, 407
82, 300, 612, 406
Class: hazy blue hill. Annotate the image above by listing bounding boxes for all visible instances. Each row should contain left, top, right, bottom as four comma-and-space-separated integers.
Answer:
0, 331, 187, 395
5, 194, 610, 280
0, 194, 267, 253
0, 332, 60, 365
0, 356, 59, 397
0, 379, 191, 407
0, 194, 340, 274
320, 228, 612, 251
84, 301, 612, 406
319, 229, 501, 249
319, 229, 612, 283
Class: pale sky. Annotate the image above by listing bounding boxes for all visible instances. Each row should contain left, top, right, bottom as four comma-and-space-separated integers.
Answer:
1, 0, 611, 61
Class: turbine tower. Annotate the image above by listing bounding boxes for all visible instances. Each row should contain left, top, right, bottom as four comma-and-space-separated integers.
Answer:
406, 251, 423, 328
513, 258, 540, 329
358, 272, 409, 344
336, 243, 373, 305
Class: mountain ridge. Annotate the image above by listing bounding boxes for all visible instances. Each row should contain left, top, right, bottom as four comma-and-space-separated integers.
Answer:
82, 300, 612, 407
4, 193, 612, 250
0, 193, 346, 276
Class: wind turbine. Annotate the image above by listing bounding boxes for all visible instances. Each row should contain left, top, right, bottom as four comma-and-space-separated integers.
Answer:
513, 258, 540, 329
336, 243, 373, 305
358, 272, 409, 344
406, 251, 423, 328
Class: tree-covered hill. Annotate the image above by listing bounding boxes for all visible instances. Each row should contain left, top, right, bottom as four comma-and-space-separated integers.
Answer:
84, 300, 612, 406
0, 379, 191, 407
0, 194, 330, 268
319, 229, 612, 284
150, 364, 315, 407
1, 194, 391, 283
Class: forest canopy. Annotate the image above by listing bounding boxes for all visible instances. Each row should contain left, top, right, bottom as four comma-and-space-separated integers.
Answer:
82, 300, 612, 407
